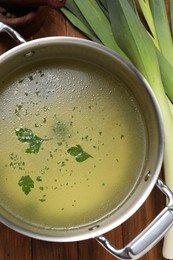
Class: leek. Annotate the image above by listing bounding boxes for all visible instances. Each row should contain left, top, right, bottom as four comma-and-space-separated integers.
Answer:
61, 1, 173, 258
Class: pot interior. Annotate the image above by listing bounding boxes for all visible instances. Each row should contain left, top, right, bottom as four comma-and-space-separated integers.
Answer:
0, 38, 163, 241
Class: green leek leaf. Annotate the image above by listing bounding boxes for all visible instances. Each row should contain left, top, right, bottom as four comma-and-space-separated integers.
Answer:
97, 0, 107, 10
72, 0, 127, 57
65, 0, 84, 20
96, 0, 109, 20
106, 0, 160, 87
138, 0, 158, 41
61, 8, 101, 43
156, 49, 173, 103
64, 0, 98, 39
150, 0, 173, 66
170, 0, 173, 36
127, 0, 138, 15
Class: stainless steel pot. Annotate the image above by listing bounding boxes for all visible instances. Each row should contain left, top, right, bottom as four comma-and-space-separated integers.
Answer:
0, 22, 173, 260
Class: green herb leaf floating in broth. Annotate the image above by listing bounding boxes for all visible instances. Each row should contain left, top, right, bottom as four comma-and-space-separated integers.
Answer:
15, 128, 44, 154
18, 175, 34, 195
67, 145, 93, 162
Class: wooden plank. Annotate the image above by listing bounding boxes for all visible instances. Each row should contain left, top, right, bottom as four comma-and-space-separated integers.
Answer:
31, 9, 67, 39
32, 239, 78, 260
0, 33, 18, 54
0, 223, 31, 260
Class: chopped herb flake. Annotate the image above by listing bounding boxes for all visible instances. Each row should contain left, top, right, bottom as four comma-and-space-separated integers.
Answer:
36, 176, 42, 182
39, 199, 46, 202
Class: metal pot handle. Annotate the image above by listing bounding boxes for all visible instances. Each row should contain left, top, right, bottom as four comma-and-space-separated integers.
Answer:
0, 22, 26, 44
96, 179, 173, 259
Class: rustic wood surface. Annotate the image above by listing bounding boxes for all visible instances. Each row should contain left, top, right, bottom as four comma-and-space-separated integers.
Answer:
0, 8, 166, 260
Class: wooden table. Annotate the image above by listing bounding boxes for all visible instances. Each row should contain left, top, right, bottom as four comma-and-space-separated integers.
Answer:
0, 8, 166, 260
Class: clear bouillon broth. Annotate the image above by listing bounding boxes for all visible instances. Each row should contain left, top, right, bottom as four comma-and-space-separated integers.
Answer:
0, 59, 146, 229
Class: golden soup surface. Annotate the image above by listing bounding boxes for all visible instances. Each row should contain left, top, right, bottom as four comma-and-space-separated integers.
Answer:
0, 60, 146, 229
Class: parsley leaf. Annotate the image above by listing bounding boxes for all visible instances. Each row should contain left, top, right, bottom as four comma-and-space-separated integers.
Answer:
67, 145, 93, 162
15, 128, 44, 154
18, 175, 34, 195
